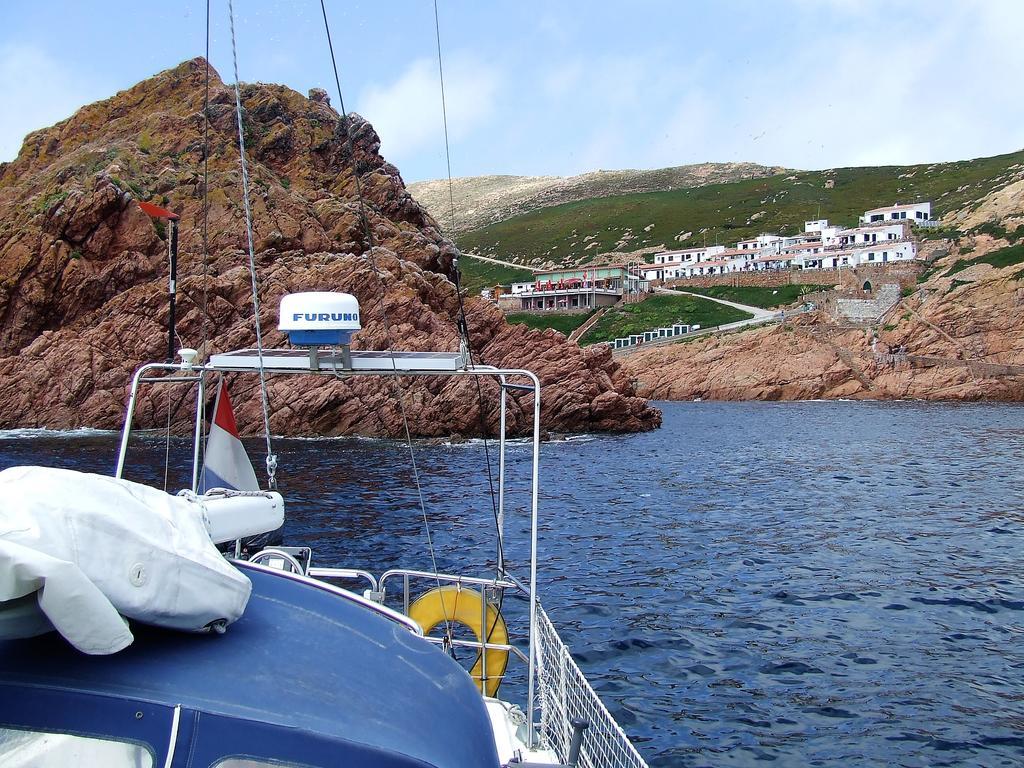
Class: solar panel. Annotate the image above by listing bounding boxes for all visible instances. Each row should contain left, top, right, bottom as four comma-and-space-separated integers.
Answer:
207, 349, 466, 374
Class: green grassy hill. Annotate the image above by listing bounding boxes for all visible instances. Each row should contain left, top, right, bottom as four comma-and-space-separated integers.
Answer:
505, 311, 593, 336
457, 255, 533, 294
458, 149, 1024, 267
580, 294, 752, 345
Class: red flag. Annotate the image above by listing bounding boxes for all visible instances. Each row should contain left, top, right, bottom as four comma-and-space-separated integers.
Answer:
137, 200, 179, 221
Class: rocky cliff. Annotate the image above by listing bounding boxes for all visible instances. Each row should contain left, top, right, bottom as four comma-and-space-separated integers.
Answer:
623, 236, 1024, 401
0, 59, 660, 436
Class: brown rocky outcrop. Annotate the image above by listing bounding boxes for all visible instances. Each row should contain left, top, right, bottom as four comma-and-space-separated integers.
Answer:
624, 235, 1024, 402
0, 59, 660, 436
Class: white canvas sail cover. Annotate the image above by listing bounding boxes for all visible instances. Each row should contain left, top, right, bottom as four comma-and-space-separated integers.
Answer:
0, 466, 252, 654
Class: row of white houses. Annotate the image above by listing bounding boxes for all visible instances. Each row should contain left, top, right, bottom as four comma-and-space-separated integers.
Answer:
642, 202, 931, 281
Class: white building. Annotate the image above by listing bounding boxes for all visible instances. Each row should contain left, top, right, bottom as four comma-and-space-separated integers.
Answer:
676, 259, 734, 278
645, 246, 727, 280
780, 242, 826, 260
802, 241, 917, 270
825, 222, 908, 249
749, 253, 796, 271
510, 281, 535, 295
652, 245, 726, 265
737, 234, 783, 251
852, 241, 916, 266
860, 202, 932, 226
637, 199, 928, 283
818, 223, 844, 244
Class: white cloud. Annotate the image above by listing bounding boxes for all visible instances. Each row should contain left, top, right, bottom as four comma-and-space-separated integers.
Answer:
494, 0, 1024, 178
633, 0, 1024, 172
358, 55, 500, 168
0, 44, 105, 162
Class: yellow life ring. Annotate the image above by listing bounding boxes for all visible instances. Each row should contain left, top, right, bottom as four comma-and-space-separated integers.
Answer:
408, 585, 509, 697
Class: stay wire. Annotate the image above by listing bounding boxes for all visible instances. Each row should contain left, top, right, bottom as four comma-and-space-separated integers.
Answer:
432, 0, 501, 563
199, 0, 211, 479
227, 0, 277, 488
433, 0, 457, 239
433, 0, 505, 667
319, 0, 452, 642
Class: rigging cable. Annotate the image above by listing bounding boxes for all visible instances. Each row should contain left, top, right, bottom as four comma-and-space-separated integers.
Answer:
433, 0, 507, 678
319, 0, 452, 643
432, 0, 502, 572
199, 0, 212, 481
227, 0, 278, 488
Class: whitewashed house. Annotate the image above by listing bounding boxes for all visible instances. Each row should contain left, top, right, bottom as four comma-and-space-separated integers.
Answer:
677, 259, 733, 278
853, 241, 916, 266
860, 202, 932, 226
750, 253, 796, 271
652, 245, 726, 266
806, 241, 917, 270
824, 222, 908, 248
737, 234, 782, 251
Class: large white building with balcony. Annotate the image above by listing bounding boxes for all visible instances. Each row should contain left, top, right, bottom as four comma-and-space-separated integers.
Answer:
860, 202, 932, 226
824, 222, 909, 248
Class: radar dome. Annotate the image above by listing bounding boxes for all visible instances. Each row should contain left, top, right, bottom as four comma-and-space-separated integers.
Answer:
278, 292, 361, 346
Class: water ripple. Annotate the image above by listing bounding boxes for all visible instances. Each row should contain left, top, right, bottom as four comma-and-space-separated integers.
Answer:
2, 400, 1024, 766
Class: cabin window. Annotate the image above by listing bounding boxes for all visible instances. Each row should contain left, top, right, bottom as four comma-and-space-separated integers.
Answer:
0, 726, 154, 767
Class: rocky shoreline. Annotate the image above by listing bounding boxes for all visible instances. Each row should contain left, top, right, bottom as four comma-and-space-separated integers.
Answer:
0, 59, 660, 437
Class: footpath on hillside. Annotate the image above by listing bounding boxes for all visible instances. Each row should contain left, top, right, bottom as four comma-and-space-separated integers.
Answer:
655, 286, 776, 321
603, 288, 789, 356
463, 251, 533, 271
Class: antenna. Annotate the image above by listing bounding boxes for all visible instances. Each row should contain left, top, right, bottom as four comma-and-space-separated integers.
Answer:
137, 201, 180, 363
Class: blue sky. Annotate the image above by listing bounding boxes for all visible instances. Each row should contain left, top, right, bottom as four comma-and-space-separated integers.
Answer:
2, 1, 1023, 182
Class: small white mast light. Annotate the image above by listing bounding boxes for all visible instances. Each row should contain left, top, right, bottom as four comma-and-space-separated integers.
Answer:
177, 348, 198, 369
278, 292, 361, 370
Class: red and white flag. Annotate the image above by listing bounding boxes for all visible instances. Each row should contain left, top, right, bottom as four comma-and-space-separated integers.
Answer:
200, 380, 260, 493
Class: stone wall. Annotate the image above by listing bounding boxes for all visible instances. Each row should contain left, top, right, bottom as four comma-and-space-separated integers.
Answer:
834, 284, 901, 323
839, 262, 924, 291
663, 261, 925, 290
666, 271, 837, 289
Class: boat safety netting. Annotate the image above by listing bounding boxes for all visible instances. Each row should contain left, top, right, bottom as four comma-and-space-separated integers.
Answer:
535, 607, 649, 768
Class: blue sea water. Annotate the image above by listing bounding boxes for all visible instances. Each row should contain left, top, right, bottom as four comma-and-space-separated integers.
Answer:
1, 400, 1023, 767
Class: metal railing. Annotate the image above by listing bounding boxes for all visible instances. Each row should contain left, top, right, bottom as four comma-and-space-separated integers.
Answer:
250, 551, 649, 767
117, 352, 648, 763
378, 569, 532, 688
535, 606, 648, 768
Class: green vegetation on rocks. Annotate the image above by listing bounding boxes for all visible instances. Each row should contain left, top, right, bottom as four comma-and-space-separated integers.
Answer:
675, 283, 836, 308
580, 294, 752, 345
34, 190, 68, 214
944, 243, 1024, 277
505, 311, 593, 335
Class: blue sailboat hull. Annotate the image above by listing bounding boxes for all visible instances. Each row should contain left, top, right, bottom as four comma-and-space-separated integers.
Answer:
0, 563, 500, 767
